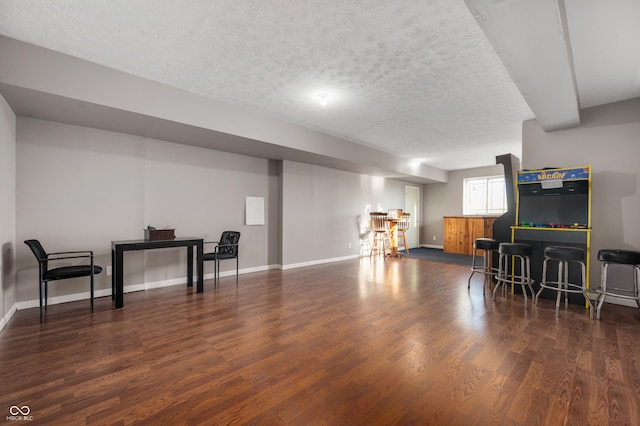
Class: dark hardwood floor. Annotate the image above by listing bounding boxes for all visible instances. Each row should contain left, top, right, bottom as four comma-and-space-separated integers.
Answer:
1, 256, 639, 425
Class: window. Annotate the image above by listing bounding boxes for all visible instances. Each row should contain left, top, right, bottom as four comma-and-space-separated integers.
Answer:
463, 176, 507, 215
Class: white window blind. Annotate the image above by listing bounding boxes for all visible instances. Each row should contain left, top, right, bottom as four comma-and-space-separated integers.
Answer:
463, 176, 507, 215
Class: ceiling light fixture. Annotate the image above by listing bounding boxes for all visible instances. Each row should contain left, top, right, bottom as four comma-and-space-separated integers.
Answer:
318, 92, 329, 107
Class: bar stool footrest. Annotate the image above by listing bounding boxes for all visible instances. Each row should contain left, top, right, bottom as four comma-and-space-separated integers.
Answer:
596, 288, 639, 299
539, 281, 588, 294
496, 276, 534, 285
470, 266, 499, 275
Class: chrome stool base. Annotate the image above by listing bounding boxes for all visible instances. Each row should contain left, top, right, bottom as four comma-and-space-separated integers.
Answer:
595, 249, 640, 320
494, 243, 535, 307
535, 246, 593, 318
468, 238, 500, 295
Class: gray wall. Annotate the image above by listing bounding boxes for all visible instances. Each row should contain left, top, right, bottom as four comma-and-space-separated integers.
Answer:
281, 160, 413, 266
15, 118, 276, 306
422, 164, 504, 247
12, 117, 415, 309
523, 97, 640, 306
0, 93, 16, 329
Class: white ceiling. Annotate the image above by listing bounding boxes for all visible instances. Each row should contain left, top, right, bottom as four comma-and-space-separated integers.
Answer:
0, 0, 638, 172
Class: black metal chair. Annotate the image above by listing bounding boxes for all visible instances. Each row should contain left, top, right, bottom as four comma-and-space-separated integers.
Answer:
203, 231, 240, 288
24, 239, 103, 323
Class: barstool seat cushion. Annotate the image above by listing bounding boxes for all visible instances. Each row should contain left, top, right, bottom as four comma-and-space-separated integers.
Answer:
474, 238, 499, 251
544, 246, 584, 262
499, 242, 532, 256
597, 249, 640, 265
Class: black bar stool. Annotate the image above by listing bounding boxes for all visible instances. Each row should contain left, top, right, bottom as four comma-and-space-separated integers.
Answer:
494, 242, 535, 306
535, 246, 593, 316
595, 249, 640, 320
468, 238, 500, 295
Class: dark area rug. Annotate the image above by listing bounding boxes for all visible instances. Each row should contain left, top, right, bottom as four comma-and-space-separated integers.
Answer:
403, 247, 472, 266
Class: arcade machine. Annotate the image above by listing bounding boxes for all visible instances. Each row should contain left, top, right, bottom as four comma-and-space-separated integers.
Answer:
512, 165, 592, 304
493, 154, 519, 245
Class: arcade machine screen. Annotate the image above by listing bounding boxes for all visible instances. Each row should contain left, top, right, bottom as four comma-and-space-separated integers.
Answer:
517, 180, 588, 228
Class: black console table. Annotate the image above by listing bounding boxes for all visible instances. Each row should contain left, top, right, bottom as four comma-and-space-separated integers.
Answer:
111, 237, 204, 309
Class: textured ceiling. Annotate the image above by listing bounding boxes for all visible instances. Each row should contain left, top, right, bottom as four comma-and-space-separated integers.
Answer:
0, 1, 638, 171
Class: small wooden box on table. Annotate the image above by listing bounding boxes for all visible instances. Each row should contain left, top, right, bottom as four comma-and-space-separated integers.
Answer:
144, 228, 175, 241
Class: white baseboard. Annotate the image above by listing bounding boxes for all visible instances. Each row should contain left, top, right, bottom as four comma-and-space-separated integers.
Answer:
421, 244, 444, 249
10, 257, 380, 313
281, 254, 360, 270
0, 304, 17, 332
15, 289, 102, 310
14, 264, 280, 311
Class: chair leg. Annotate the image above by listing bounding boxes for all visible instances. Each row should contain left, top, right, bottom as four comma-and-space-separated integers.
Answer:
520, 256, 528, 305
635, 266, 640, 314
493, 253, 505, 301
400, 229, 409, 253
362, 236, 372, 257
481, 250, 493, 296
596, 263, 608, 319
39, 279, 44, 324
555, 260, 563, 313
370, 234, 376, 257
526, 257, 535, 301
236, 256, 239, 287
468, 249, 477, 288
581, 261, 594, 319
112, 249, 115, 300
372, 232, 387, 259
535, 258, 548, 305
565, 261, 571, 308
385, 231, 391, 256
90, 273, 95, 313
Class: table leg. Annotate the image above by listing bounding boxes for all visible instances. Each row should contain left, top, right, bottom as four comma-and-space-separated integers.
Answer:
390, 223, 400, 256
197, 241, 204, 293
187, 245, 194, 287
111, 248, 115, 300
115, 247, 124, 309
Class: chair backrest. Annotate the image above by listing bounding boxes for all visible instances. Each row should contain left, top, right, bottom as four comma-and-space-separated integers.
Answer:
370, 212, 389, 232
356, 214, 372, 235
24, 239, 48, 270
398, 213, 411, 231
219, 231, 241, 256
